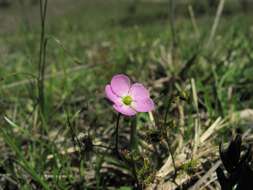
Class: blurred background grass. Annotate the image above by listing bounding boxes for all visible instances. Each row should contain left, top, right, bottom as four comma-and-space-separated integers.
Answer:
1, 0, 252, 123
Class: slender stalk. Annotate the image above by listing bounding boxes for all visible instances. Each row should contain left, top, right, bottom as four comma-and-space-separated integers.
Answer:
130, 155, 141, 189
169, 0, 176, 47
130, 117, 138, 151
66, 112, 82, 150
163, 99, 170, 127
206, 0, 226, 48
163, 85, 172, 127
162, 137, 179, 187
115, 113, 121, 154
167, 142, 177, 181
188, 5, 199, 38
169, 0, 177, 64
38, 0, 48, 115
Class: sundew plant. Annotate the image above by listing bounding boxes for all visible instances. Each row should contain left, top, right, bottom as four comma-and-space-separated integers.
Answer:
0, 0, 253, 190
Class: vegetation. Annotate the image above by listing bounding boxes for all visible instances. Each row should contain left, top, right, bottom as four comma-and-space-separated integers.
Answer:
0, 0, 253, 189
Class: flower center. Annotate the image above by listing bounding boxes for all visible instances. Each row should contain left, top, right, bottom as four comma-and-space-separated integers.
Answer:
122, 96, 132, 106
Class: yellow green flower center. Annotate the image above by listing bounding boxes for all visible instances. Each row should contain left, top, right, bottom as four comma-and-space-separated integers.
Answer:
122, 96, 132, 106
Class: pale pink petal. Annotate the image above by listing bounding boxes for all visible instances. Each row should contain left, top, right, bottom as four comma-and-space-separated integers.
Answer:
105, 85, 121, 105
113, 104, 137, 116
129, 83, 149, 101
133, 98, 155, 112
111, 74, 131, 97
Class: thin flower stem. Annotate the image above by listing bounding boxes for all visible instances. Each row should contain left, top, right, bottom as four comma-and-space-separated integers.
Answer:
130, 117, 138, 151
115, 113, 121, 154
164, 138, 179, 187
168, 143, 177, 179
130, 155, 141, 189
163, 83, 173, 127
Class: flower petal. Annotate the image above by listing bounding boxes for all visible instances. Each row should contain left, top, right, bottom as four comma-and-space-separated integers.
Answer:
133, 98, 155, 112
111, 74, 131, 97
105, 85, 121, 105
113, 104, 137, 116
129, 83, 149, 101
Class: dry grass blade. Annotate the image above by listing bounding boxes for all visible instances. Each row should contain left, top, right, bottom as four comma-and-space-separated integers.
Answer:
200, 117, 226, 144
191, 78, 200, 157
147, 116, 227, 190
206, 0, 226, 48
188, 5, 199, 38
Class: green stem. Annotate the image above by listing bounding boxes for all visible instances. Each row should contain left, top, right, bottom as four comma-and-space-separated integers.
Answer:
164, 138, 178, 187
131, 155, 141, 189
130, 117, 138, 151
115, 113, 121, 154
38, 0, 48, 115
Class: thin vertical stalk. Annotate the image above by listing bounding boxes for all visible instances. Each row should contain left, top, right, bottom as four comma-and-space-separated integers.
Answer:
191, 78, 201, 158
130, 117, 138, 151
130, 154, 141, 189
188, 5, 199, 38
169, 0, 177, 64
115, 113, 121, 154
38, 0, 48, 115
163, 83, 173, 127
169, 0, 176, 46
206, 0, 226, 48
168, 144, 178, 185
129, 117, 141, 188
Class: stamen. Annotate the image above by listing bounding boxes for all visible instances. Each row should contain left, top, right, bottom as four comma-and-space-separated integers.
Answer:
122, 96, 132, 106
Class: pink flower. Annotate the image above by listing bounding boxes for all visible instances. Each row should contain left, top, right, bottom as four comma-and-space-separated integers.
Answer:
105, 74, 155, 116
